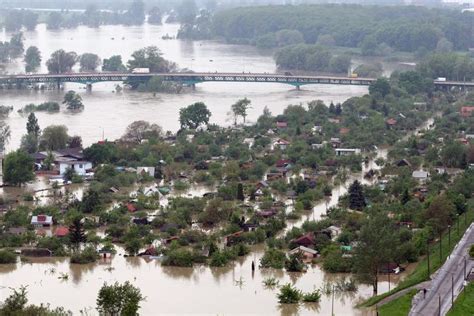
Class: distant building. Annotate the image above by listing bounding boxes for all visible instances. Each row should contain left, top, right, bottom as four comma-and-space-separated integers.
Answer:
31, 215, 53, 227
59, 161, 92, 176
137, 167, 155, 178
412, 170, 429, 183
460, 106, 474, 118
335, 148, 361, 156
289, 246, 318, 262
274, 139, 291, 150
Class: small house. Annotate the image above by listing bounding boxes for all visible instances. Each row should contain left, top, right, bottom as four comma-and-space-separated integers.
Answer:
31, 215, 53, 227
292, 233, 315, 247
276, 121, 288, 129
335, 148, 361, 156
59, 161, 93, 176
289, 246, 318, 262
312, 125, 323, 134
339, 127, 350, 135
330, 138, 341, 148
126, 203, 137, 213
137, 167, 155, 178
54, 226, 69, 237
460, 106, 474, 118
386, 118, 397, 127
396, 159, 411, 167
311, 142, 327, 150
326, 225, 342, 240
328, 118, 340, 124
243, 138, 255, 147
412, 170, 429, 183
257, 209, 277, 218
224, 231, 244, 246
276, 159, 292, 168
275, 139, 291, 150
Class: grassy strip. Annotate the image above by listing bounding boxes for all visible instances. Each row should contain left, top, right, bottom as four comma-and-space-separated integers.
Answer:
378, 289, 417, 316
446, 283, 474, 316
362, 206, 474, 307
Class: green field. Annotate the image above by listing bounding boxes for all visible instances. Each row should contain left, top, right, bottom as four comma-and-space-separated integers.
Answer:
447, 283, 474, 316
379, 289, 417, 316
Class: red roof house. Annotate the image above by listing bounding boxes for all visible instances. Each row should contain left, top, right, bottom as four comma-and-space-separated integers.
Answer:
55, 226, 69, 237
460, 107, 474, 118
386, 118, 397, 126
276, 159, 292, 168
292, 233, 315, 247
126, 203, 137, 213
339, 128, 350, 135
276, 121, 288, 128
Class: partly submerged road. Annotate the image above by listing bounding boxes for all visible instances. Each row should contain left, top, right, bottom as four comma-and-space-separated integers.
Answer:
409, 223, 474, 316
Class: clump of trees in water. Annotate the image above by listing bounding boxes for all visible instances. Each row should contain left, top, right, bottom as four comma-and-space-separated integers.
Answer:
0, 282, 144, 315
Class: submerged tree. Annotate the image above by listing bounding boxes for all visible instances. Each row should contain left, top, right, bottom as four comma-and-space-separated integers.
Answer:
353, 211, 398, 295
179, 102, 211, 129
24, 46, 41, 72
69, 215, 86, 246
26, 112, 41, 137
96, 281, 144, 315
3, 150, 35, 186
63, 91, 84, 110
231, 98, 252, 125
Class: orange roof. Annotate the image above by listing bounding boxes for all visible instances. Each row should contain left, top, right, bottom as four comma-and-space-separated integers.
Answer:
55, 226, 69, 237
386, 118, 397, 125
340, 128, 350, 135
460, 107, 474, 117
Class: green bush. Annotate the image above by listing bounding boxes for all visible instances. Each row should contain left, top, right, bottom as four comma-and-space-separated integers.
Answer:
260, 248, 286, 269
302, 289, 321, 302
70, 246, 99, 264
277, 283, 301, 304
0, 250, 17, 264
469, 244, 474, 258
162, 248, 195, 267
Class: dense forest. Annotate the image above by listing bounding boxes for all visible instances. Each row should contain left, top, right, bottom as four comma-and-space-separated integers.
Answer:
211, 5, 473, 54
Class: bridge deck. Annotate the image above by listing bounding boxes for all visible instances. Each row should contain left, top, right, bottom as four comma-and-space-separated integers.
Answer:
0, 72, 472, 88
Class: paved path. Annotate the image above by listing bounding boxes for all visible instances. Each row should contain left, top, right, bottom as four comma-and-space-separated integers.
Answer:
375, 281, 431, 308
409, 223, 474, 316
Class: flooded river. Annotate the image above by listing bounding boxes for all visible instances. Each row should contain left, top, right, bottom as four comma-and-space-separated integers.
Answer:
0, 22, 415, 315
1, 22, 367, 151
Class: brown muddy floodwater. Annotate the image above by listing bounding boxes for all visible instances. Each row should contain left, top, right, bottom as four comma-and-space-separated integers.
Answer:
0, 21, 422, 315
1, 22, 367, 151
0, 148, 404, 316
0, 245, 399, 316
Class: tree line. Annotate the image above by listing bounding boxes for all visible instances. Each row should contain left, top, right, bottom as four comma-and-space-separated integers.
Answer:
210, 5, 473, 54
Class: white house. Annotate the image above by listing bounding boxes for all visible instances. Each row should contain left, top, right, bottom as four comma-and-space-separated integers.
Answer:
412, 170, 429, 183
327, 225, 342, 240
335, 148, 361, 156
59, 161, 92, 176
137, 167, 155, 177
31, 215, 53, 227
274, 139, 291, 150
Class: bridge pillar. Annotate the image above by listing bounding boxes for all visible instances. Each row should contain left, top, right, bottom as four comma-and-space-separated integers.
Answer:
191, 83, 196, 90
296, 85, 301, 91
56, 80, 61, 90
86, 83, 93, 92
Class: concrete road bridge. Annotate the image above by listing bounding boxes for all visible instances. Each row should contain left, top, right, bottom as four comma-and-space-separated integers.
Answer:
0, 72, 471, 90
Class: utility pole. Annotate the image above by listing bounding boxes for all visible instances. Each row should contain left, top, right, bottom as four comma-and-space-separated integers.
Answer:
451, 274, 454, 306
448, 225, 451, 248
427, 240, 431, 278
439, 232, 442, 263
